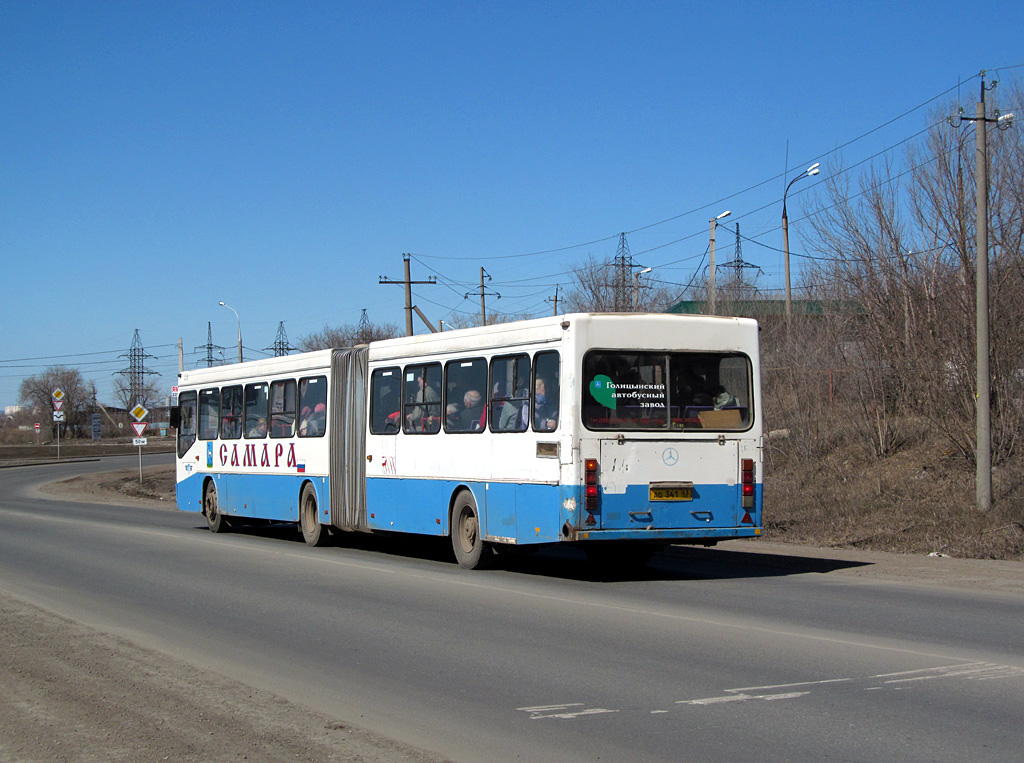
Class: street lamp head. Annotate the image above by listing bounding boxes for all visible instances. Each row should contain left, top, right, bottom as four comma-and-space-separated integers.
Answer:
714, 210, 731, 221
806, 162, 821, 176
640, 266, 653, 275
218, 301, 226, 306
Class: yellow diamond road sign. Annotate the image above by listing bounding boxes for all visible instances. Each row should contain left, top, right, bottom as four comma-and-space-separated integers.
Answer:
130, 404, 148, 422
52, 388, 65, 401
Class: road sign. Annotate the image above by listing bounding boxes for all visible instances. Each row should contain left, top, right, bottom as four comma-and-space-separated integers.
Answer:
34, 423, 40, 432
132, 437, 148, 447
53, 400, 65, 412
53, 411, 65, 422
52, 388, 65, 402
131, 421, 148, 437
130, 404, 148, 422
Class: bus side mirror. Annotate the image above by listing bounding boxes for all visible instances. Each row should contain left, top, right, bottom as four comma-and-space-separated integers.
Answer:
169, 406, 181, 429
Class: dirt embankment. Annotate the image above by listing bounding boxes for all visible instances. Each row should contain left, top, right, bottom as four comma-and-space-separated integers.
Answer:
37, 463, 177, 508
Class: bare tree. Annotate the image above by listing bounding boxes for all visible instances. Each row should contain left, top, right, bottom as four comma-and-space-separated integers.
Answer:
564, 255, 676, 312
112, 376, 164, 411
298, 320, 400, 351
798, 83, 1024, 466
18, 366, 90, 438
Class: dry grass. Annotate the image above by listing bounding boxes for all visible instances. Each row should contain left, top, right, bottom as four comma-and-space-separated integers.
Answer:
764, 432, 1024, 560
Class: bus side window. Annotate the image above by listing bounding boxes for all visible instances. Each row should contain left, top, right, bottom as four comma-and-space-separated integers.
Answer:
444, 357, 487, 433
403, 363, 442, 434
177, 391, 197, 457
269, 379, 296, 438
298, 376, 328, 437
489, 354, 530, 433
220, 385, 243, 440
370, 367, 401, 434
198, 388, 219, 440
244, 382, 268, 439
532, 351, 560, 432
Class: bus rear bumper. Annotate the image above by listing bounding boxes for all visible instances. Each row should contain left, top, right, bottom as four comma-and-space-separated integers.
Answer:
566, 526, 762, 543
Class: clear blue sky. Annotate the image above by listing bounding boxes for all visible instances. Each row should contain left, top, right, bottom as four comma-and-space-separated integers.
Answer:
2, 1, 1021, 409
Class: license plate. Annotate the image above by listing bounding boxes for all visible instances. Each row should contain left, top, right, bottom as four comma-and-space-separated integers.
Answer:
650, 486, 692, 501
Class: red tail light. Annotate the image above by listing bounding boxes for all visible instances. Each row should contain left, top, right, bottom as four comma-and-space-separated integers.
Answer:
584, 459, 599, 522
741, 458, 755, 509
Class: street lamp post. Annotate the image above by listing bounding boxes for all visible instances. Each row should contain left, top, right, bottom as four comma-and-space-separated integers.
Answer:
219, 301, 243, 363
708, 211, 731, 315
782, 162, 820, 329
633, 266, 652, 311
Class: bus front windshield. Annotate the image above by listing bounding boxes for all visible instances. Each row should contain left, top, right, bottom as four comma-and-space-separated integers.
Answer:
582, 351, 752, 431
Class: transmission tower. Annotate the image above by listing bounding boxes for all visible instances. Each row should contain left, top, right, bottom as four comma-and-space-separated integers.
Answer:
612, 232, 634, 311
194, 322, 226, 367
264, 321, 294, 357
116, 329, 160, 406
720, 223, 762, 290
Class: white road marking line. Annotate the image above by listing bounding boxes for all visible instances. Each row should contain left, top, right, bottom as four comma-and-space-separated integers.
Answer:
680, 662, 1024, 708
518, 703, 618, 720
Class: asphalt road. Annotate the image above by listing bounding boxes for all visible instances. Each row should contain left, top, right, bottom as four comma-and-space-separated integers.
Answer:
2, 456, 1023, 762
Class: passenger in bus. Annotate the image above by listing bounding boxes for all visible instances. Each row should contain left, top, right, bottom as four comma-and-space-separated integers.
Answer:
534, 378, 557, 431
457, 390, 484, 431
497, 383, 529, 431
299, 404, 326, 436
221, 415, 241, 439
713, 385, 739, 409
407, 373, 439, 431
446, 403, 461, 430
247, 416, 267, 438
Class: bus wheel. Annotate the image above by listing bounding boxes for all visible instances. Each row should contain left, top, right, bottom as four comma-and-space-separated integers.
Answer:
203, 481, 230, 533
300, 484, 328, 547
452, 491, 487, 569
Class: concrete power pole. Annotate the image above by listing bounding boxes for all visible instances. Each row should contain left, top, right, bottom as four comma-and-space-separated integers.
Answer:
951, 72, 1016, 510
380, 254, 436, 336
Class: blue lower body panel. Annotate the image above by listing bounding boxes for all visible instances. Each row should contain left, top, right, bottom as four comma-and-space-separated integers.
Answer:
176, 471, 327, 523
365, 478, 566, 543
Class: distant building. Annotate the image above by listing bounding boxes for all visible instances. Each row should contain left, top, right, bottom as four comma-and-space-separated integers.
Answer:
4, 405, 23, 416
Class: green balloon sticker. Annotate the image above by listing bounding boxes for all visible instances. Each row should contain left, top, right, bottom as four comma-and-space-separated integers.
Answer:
589, 375, 617, 410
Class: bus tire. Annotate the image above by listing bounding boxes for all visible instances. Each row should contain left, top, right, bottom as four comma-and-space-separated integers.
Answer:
203, 481, 230, 533
451, 491, 487, 569
300, 484, 328, 547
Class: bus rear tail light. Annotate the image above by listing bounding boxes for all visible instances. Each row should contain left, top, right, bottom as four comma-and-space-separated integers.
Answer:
584, 459, 599, 524
741, 458, 755, 509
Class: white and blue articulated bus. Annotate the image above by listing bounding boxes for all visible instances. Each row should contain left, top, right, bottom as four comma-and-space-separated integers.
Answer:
172, 313, 763, 569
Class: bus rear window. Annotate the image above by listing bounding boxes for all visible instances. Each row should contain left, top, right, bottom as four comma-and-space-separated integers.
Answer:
582, 351, 752, 431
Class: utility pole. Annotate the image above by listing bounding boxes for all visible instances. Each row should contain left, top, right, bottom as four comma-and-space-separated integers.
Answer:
471, 268, 500, 326
950, 72, 1015, 511
547, 285, 561, 316
379, 254, 436, 336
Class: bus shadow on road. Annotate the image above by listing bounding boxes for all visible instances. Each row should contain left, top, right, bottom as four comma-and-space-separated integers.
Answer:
191, 522, 870, 583
494, 543, 872, 583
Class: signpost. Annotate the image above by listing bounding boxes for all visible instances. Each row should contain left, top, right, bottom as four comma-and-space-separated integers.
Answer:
52, 388, 64, 461
130, 404, 149, 483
